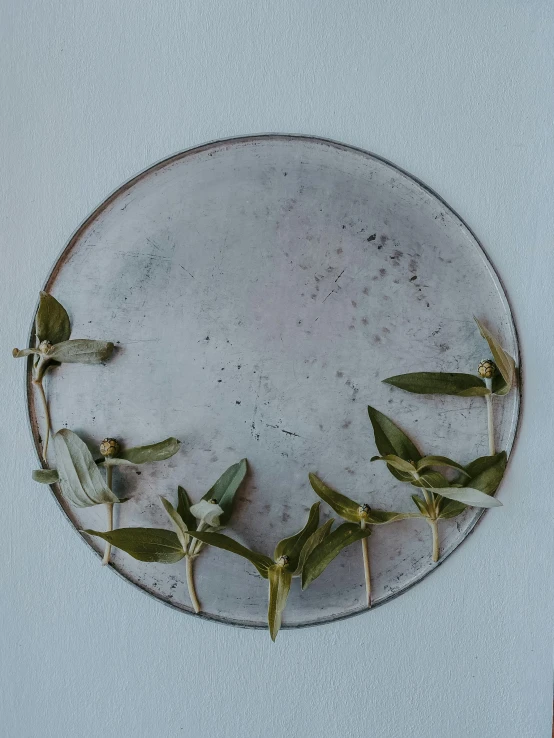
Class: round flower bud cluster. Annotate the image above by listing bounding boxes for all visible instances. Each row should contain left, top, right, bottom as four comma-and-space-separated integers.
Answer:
276, 555, 290, 567
100, 438, 120, 458
38, 340, 53, 353
358, 503, 371, 519
478, 359, 496, 379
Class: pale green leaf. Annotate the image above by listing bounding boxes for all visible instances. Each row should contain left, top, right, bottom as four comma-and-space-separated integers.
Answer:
302, 523, 371, 589
365, 510, 418, 524
371, 454, 417, 474
411, 495, 430, 517
308, 473, 360, 522
416, 455, 470, 476
201, 459, 248, 524
474, 318, 516, 393
433, 486, 502, 508
84, 528, 185, 563
35, 291, 71, 345
411, 470, 450, 489
383, 372, 487, 396
160, 496, 190, 550
183, 529, 273, 578
189, 499, 224, 527
465, 452, 507, 493
116, 437, 180, 465
47, 339, 114, 364
274, 502, 320, 570
53, 429, 119, 507
267, 565, 292, 641
32, 468, 59, 484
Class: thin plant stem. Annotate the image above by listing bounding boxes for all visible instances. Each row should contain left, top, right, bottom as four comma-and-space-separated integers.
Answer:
429, 519, 440, 562
360, 519, 371, 608
485, 378, 495, 455
102, 465, 114, 566
186, 555, 201, 613
33, 379, 51, 462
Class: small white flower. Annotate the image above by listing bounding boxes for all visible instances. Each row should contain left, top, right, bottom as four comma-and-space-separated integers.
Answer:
189, 499, 224, 527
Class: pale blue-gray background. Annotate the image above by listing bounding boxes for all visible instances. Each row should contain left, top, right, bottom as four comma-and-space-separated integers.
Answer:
1, 2, 552, 737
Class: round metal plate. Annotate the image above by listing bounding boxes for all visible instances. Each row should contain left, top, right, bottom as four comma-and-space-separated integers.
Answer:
28, 135, 520, 629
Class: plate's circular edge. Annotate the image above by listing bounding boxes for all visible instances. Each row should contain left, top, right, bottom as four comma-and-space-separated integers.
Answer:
23, 133, 523, 631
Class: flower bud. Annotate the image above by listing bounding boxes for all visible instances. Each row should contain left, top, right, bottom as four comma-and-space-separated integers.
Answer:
276, 555, 290, 568
38, 340, 53, 353
358, 504, 371, 519
100, 438, 120, 458
478, 359, 496, 379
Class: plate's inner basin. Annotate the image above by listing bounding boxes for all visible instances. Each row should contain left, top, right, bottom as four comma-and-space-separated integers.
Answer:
33, 137, 518, 627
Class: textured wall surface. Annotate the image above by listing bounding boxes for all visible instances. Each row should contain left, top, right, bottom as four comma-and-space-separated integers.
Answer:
1, 2, 552, 737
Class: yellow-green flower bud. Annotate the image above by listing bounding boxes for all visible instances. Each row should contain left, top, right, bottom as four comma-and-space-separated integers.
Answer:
358, 504, 371, 519
478, 359, 496, 379
100, 438, 120, 458
276, 555, 290, 568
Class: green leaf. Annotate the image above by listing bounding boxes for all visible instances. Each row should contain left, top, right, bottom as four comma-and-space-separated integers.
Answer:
436, 496, 467, 520
367, 406, 421, 481
383, 372, 488, 396
35, 291, 71, 345
302, 523, 371, 589
465, 452, 507, 493
183, 530, 273, 578
160, 497, 190, 551
365, 510, 418, 524
294, 520, 334, 576
115, 437, 180, 465
411, 495, 430, 517
475, 318, 516, 394
274, 502, 320, 570
53, 429, 119, 507
370, 454, 417, 474
201, 459, 248, 525
267, 565, 292, 641
32, 468, 59, 484
411, 470, 450, 489
47, 339, 114, 364
433, 486, 502, 508
177, 486, 197, 530
416, 456, 470, 476
84, 528, 185, 563
308, 473, 360, 522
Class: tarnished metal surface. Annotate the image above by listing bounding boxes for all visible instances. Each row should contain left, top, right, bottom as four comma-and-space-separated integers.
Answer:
27, 135, 520, 628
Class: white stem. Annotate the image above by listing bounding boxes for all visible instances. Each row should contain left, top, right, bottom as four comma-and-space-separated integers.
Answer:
33, 379, 51, 462
102, 466, 114, 566
360, 520, 371, 608
186, 556, 201, 613
429, 519, 440, 563
485, 379, 495, 455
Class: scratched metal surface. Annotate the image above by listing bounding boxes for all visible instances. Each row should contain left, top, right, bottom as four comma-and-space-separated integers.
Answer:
28, 135, 520, 628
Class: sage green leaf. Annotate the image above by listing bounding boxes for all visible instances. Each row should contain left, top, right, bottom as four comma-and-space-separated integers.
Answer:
267, 565, 292, 641
416, 456, 470, 476
308, 473, 360, 522
177, 486, 197, 530
201, 458, 248, 525
35, 291, 71, 345
84, 528, 185, 563
492, 373, 509, 395
47, 339, 114, 364
302, 523, 371, 589
458, 386, 491, 397
116, 437, 180, 465
433, 486, 502, 508
474, 318, 516, 394
32, 468, 59, 484
466, 451, 507, 494
411, 495, 430, 517
274, 502, 320, 570
370, 454, 417, 474
411, 470, 450, 489
367, 406, 421, 481
436, 496, 467, 520
383, 372, 487, 396
294, 520, 334, 576
53, 429, 119, 507
160, 496, 190, 550
183, 529, 273, 578
365, 510, 418, 524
